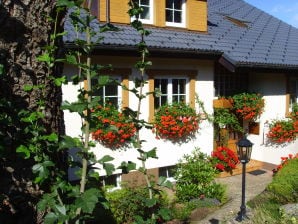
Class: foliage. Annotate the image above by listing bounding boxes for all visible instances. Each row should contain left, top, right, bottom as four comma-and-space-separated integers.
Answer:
267, 158, 298, 204
105, 185, 171, 224
272, 153, 298, 174
92, 104, 136, 149
290, 102, 298, 120
213, 108, 243, 132
248, 158, 298, 223
210, 146, 239, 173
231, 92, 265, 120
174, 148, 226, 203
267, 119, 298, 143
153, 102, 200, 141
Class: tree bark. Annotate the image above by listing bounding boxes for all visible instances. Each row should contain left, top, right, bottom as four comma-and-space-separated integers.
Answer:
0, 0, 65, 223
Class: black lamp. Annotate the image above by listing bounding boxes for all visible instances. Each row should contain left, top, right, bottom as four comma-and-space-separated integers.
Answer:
236, 136, 253, 222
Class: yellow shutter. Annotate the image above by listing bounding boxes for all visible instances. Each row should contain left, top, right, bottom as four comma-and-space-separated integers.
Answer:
187, 0, 207, 32
100, 0, 130, 24
154, 0, 165, 27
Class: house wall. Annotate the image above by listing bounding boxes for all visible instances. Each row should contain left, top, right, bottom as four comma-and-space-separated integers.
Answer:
98, 0, 207, 32
247, 72, 298, 165
62, 56, 215, 177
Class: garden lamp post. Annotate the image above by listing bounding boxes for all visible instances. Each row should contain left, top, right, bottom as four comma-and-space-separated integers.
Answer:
236, 136, 253, 222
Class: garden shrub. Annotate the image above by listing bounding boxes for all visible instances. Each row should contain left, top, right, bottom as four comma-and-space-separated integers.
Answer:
105, 185, 170, 224
267, 158, 298, 204
174, 148, 226, 203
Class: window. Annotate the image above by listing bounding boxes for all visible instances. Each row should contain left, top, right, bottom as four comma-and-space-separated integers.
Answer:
154, 78, 187, 109
286, 76, 298, 115
214, 62, 248, 97
87, 69, 130, 109
159, 165, 176, 182
133, 0, 153, 24
147, 70, 196, 121
92, 77, 122, 107
166, 0, 186, 27
100, 174, 121, 189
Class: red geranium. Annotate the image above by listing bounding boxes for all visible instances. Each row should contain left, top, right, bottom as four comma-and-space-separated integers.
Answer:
231, 93, 265, 121
152, 102, 200, 141
92, 104, 136, 148
211, 146, 239, 172
267, 119, 298, 143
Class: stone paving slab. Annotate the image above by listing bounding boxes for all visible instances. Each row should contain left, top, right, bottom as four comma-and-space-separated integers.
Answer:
191, 169, 273, 224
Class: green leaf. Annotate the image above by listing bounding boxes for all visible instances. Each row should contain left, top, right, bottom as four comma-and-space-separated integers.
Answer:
158, 208, 172, 221
75, 188, 101, 214
53, 76, 67, 86
42, 133, 58, 142
144, 148, 158, 159
55, 204, 66, 215
0, 64, 4, 75
16, 145, 30, 159
98, 75, 110, 86
65, 54, 77, 65
103, 163, 115, 176
37, 53, 52, 66
59, 136, 83, 150
144, 198, 157, 208
117, 161, 136, 174
56, 0, 76, 7
23, 85, 33, 92
61, 101, 87, 113
32, 161, 54, 183
44, 212, 58, 224
98, 155, 114, 163
157, 176, 173, 189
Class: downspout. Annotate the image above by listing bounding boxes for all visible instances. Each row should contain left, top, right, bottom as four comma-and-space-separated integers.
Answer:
106, 0, 110, 24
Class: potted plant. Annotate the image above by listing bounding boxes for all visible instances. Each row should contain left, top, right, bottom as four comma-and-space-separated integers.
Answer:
92, 104, 136, 148
267, 119, 298, 144
210, 146, 240, 173
213, 108, 243, 146
152, 102, 200, 141
231, 93, 265, 121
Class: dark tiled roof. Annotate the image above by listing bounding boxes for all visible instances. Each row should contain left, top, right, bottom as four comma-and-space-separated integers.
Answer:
64, 0, 298, 69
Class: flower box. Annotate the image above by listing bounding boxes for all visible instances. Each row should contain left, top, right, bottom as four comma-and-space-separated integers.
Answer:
213, 98, 232, 109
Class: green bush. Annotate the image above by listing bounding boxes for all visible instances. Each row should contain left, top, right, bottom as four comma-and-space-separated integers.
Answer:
267, 158, 298, 204
105, 185, 170, 224
174, 148, 226, 202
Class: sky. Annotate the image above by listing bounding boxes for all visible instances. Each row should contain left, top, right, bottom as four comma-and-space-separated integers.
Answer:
244, 0, 298, 28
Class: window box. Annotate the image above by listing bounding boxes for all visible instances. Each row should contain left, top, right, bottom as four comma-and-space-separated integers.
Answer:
213, 98, 232, 109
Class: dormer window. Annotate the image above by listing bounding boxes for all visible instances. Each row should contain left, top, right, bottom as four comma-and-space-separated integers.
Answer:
133, 0, 154, 24
166, 0, 186, 27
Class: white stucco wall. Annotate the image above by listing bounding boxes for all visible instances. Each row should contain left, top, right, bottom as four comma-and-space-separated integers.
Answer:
63, 57, 298, 179
248, 73, 298, 165
62, 57, 215, 176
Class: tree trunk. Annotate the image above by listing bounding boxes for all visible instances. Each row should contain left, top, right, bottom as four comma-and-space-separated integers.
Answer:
0, 0, 65, 223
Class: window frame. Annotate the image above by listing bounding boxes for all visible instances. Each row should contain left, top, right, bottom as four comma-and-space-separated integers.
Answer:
286, 75, 298, 116
84, 69, 130, 109
147, 69, 196, 122
165, 0, 186, 28
132, 0, 154, 24
154, 77, 189, 109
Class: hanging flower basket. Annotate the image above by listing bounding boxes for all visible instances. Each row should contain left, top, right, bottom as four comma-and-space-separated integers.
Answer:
231, 93, 265, 121
267, 119, 298, 144
152, 102, 200, 141
210, 146, 239, 173
91, 104, 136, 148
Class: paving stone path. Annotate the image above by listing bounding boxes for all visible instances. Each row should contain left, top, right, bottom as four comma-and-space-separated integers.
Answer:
191, 168, 273, 224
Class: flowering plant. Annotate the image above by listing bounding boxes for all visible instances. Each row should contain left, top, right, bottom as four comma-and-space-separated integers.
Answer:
267, 119, 298, 143
272, 153, 298, 175
91, 104, 136, 148
210, 146, 239, 172
152, 102, 200, 141
231, 93, 265, 120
